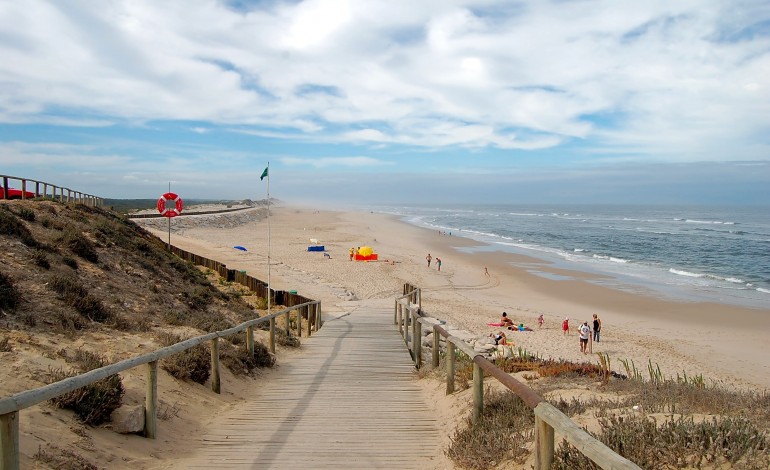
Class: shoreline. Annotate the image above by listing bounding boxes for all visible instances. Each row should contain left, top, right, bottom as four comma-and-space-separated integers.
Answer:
136, 205, 770, 389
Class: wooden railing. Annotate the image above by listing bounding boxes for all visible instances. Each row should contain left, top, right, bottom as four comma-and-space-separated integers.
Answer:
0, 250, 321, 470
1, 174, 103, 207
394, 287, 641, 470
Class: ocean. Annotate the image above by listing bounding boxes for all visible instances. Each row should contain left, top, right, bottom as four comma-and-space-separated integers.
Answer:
375, 204, 770, 310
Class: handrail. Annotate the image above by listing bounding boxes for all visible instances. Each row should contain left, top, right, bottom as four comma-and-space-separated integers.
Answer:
1, 174, 103, 207
395, 285, 641, 470
0, 248, 321, 470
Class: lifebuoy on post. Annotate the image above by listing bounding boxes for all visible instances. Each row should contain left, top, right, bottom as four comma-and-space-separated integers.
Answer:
157, 192, 184, 218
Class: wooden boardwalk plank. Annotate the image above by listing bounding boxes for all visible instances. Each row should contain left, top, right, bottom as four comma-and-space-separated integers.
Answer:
164, 302, 440, 469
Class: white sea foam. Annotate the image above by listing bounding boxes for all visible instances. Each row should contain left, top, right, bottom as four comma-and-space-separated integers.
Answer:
593, 254, 629, 263
757, 288, 770, 294
669, 268, 704, 278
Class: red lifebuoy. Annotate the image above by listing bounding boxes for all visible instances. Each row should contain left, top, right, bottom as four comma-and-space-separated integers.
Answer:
157, 192, 184, 218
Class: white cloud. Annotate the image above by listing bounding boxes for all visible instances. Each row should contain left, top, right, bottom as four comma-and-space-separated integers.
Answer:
0, 0, 768, 161
280, 156, 392, 168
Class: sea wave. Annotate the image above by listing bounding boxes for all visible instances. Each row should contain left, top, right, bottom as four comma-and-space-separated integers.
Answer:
684, 219, 736, 225
757, 288, 770, 294
593, 254, 629, 264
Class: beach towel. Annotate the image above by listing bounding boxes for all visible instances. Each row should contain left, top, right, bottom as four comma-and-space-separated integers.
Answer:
487, 322, 505, 327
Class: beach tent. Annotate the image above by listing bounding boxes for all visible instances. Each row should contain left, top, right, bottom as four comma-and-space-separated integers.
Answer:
354, 246, 378, 261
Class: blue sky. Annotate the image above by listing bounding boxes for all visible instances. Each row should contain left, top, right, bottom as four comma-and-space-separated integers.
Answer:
1, 0, 769, 205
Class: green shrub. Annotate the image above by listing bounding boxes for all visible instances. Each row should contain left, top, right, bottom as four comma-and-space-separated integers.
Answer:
48, 351, 124, 426
32, 250, 50, 269
17, 207, 35, 222
158, 333, 210, 384
447, 389, 535, 469
62, 230, 98, 263
0, 271, 21, 310
186, 286, 213, 310
220, 340, 275, 375
0, 207, 38, 247
47, 275, 111, 323
276, 329, 301, 348
62, 256, 79, 270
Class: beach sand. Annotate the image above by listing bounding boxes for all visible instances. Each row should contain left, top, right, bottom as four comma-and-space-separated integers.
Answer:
139, 205, 770, 390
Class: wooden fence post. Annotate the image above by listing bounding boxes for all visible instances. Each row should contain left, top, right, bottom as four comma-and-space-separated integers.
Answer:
297, 308, 303, 338
211, 338, 220, 394
284, 312, 290, 335
306, 306, 312, 337
472, 363, 483, 423
1, 411, 20, 470
20, 180, 27, 200
404, 308, 410, 346
446, 341, 456, 395
432, 325, 440, 368
535, 415, 554, 470
145, 361, 158, 439
413, 313, 421, 369
397, 304, 403, 337
269, 317, 276, 354
247, 326, 254, 358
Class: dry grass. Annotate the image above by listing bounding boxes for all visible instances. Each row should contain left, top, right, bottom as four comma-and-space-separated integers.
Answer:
0, 270, 20, 310
34, 444, 97, 470
440, 351, 770, 469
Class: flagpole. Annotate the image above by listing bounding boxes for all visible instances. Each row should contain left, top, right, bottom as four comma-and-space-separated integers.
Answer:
266, 162, 271, 314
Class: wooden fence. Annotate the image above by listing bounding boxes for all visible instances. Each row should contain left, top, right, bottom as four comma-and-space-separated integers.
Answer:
1, 174, 102, 207
0, 248, 321, 470
394, 287, 641, 470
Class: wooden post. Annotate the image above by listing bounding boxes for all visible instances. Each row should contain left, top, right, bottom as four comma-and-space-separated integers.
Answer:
145, 361, 158, 439
43, 183, 48, 198
397, 304, 403, 337
210, 338, 220, 394
1, 411, 20, 470
535, 415, 554, 470
35, 182, 40, 198
2, 177, 8, 200
432, 325, 440, 368
314, 303, 320, 331
246, 326, 254, 358
284, 312, 290, 335
394, 299, 397, 325
20, 180, 27, 200
446, 341, 456, 395
404, 308, 410, 346
413, 313, 421, 369
418, 288, 421, 313
472, 363, 483, 423
297, 308, 302, 338
306, 306, 312, 337
269, 317, 276, 354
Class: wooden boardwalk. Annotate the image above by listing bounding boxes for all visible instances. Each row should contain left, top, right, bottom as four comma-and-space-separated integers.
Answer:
170, 301, 440, 469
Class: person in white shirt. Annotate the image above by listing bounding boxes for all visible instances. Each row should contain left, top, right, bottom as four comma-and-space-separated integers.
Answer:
579, 322, 591, 354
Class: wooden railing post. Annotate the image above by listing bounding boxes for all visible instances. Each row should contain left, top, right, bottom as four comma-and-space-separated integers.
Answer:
446, 341, 456, 394
211, 338, 220, 394
20, 180, 27, 200
145, 361, 158, 439
1, 411, 20, 470
2, 177, 8, 200
472, 363, 484, 423
397, 304, 403, 337
284, 312, 290, 335
432, 325, 440, 368
412, 312, 421, 369
404, 308, 410, 346
535, 415, 554, 470
269, 317, 276, 353
246, 326, 254, 357
297, 308, 303, 338
306, 306, 312, 337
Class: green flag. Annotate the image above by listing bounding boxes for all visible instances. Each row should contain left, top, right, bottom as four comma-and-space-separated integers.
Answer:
260, 166, 268, 181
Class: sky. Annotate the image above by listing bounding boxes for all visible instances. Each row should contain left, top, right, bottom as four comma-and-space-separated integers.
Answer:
1, 0, 769, 205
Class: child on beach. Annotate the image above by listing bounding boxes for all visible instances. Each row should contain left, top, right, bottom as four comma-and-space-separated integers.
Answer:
537, 314, 544, 328
436, 258, 442, 271
501, 312, 514, 328
562, 317, 569, 335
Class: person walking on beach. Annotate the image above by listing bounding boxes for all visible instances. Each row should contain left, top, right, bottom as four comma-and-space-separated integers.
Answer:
436, 258, 442, 271
537, 314, 544, 328
426, 253, 432, 267
562, 317, 569, 335
592, 314, 602, 342
484, 266, 490, 276
349, 247, 354, 261
579, 321, 591, 354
